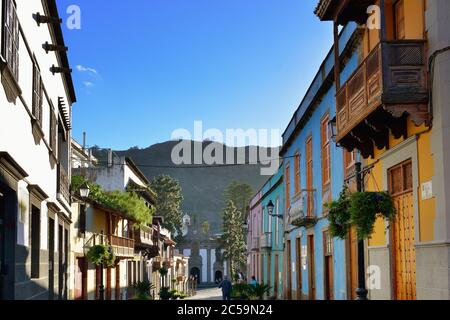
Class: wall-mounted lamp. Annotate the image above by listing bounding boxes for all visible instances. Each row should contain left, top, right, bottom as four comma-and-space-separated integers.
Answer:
328, 116, 338, 143
267, 200, 283, 219
33, 12, 62, 26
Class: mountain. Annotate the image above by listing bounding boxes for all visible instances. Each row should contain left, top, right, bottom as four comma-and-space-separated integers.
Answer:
92, 140, 277, 234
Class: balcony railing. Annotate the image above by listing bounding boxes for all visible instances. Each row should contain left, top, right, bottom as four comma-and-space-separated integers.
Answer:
57, 164, 70, 204
250, 237, 260, 251
163, 258, 174, 269
260, 233, 272, 249
289, 189, 318, 228
109, 235, 135, 258
335, 40, 429, 156
134, 225, 153, 247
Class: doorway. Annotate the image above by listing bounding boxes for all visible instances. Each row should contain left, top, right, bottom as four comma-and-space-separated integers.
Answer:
307, 235, 315, 300
296, 238, 302, 299
48, 218, 55, 300
215, 270, 223, 284
58, 224, 63, 299
74, 257, 87, 300
323, 230, 334, 300
286, 240, 292, 299
190, 267, 200, 284
389, 160, 416, 300
346, 227, 358, 299
274, 254, 279, 299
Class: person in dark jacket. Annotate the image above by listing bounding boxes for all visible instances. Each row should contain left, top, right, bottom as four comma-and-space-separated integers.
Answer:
218, 275, 233, 300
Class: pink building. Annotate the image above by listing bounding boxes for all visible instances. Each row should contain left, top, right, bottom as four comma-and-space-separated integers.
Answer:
247, 191, 262, 283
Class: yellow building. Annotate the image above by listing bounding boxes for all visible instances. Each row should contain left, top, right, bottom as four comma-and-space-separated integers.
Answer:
316, 0, 450, 299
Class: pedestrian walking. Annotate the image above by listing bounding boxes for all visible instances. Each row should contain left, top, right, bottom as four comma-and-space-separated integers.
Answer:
218, 275, 233, 300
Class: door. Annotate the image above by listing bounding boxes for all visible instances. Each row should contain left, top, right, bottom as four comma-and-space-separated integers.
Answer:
74, 258, 86, 300
347, 227, 358, 299
389, 160, 416, 300
115, 264, 121, 300
323, 230, 334, 300
274, 254, 279, 299
266, 253, 271, 286
58, 225, 63, 299
48, 218, 55, 300
296, 238, 302, 299
286, 240, 292, 299
307, 235, 316, 300
106, 267, 112, 300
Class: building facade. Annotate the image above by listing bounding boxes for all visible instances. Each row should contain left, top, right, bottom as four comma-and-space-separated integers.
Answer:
315, 0, 450, 299
0, 0, 75, 300
259, 168, 284, 299
247, 191, 262, 284
280, 22, 360, 300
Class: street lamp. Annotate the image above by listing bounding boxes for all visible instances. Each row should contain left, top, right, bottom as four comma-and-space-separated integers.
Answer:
79, 182, 90, 199
355, 162, 368, 300
267, 200, 283, 219
328, 116, 337, 143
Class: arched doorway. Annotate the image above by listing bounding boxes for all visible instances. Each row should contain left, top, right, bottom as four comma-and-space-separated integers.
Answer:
190, 267, 201, 284
215, 271, 223, 284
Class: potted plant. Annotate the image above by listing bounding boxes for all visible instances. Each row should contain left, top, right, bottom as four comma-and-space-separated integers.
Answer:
86, 244, 116, 268
130, 281, 155, 300
249, 284, 271, 300
159, 287, 172, 300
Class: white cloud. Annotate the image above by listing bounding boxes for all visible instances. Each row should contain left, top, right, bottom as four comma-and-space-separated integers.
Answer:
76, 65, 98, 74
83, 81, 94, 88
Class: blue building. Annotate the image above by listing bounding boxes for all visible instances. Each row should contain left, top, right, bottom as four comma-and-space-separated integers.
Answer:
280, 23, 359, 300
259, 167, 284, 299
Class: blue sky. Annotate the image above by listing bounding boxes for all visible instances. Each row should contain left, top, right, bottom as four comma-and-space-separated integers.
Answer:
57, 0, 334, 150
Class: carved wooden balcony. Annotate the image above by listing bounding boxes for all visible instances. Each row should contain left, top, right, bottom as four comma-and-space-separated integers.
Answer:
335, 40, 429, 158
260, 232, 272, 249
134, 225, 153, 247
108, 234, 135, 258
315, 0, 377, 24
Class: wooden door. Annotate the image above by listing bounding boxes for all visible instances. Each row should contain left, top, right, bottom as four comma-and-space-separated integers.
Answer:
106, 267, 112, 300
274, 254, 279, 299
74, 258, 86, 300
347, 227, 358, 299
115, 264, 121, 300
266, 253, 271, 287
307, 235, 315, 300
48, 218, 55, 300
323, 230, 334, 300
58, 225, 63, 299
286, 240, 292, 300
389, 160, 416, 300
296, 238, 302, 300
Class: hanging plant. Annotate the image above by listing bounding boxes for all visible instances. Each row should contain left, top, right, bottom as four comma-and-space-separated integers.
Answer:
86, 244, 116, 268
349, 192, 396, 240
325, 185, 351, 239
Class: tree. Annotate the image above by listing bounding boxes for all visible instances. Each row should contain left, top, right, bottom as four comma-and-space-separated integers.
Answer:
221, 201, 246, 279
224, 182, 253, 222
150, 175, 184, 239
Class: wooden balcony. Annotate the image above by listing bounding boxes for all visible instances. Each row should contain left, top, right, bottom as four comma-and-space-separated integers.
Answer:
134, 225, 153, 247
250, 237, 260, 252
315, 0, 376, 24
153, 257, 162, 270
57, 164, 70, 205
335, 40, 429, 158
109, 234, 135, 258
163, 258, 174, 269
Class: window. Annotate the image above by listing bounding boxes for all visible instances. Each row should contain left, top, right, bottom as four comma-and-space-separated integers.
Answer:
79, 204, 86, 234
321, 115, 331, 189
306, 136, 313, 217
395, 0, 405, 40
285, 163, 291, 209
49, 109, 57, 151
31, 206, 41, 279
32, 62, 43, 125
294, 153, 300, 194
1, 0, 19, 81
324, 230, 333, 256
274, 198, 279, 246
344, 150, 357, 192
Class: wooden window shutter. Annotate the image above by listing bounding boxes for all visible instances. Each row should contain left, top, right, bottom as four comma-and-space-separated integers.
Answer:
2, 0, 19, 81
285, 163, 290, 209
321, 115, 331, 188
32, 63, 43, 126
49, 108, 57, 151
306, 136, 313, 217
294, 153, 300, 194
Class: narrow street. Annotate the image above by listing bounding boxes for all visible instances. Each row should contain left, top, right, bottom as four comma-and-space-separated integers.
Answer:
186, 287, 223, 301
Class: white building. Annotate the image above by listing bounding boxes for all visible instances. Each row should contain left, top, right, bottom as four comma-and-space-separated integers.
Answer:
0, 0, 75, 300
